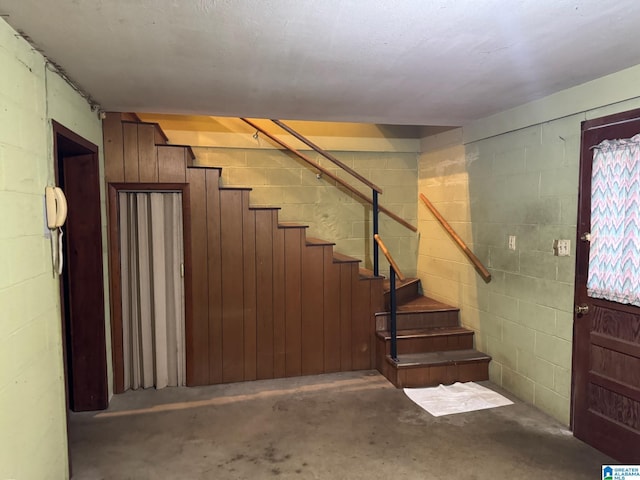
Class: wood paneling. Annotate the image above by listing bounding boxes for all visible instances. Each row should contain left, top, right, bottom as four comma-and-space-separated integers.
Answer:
103, 113, 124, 182
339, 264, 353, 371
186, 168, 209, 385
301, 245, 325, 375
284, 228, 303, 377
242, 193, 257, 381
104, 115, 385, 393
323, 251, 341, 373
206, 169, 223, 385
158, 146, 187, 183
255, 209, 274, 379
273, 221, 286, 378
122, 122, 139, 182
137, 124, 158, 182
352, 273, 372, 370
220, 190, 245, 383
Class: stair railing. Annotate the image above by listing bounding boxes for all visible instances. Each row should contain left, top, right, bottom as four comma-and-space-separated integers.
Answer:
240, 117, 417, 276
374, 234, 405, 361
419, 193, 491, 282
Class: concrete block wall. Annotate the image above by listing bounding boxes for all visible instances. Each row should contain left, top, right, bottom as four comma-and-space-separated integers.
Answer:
0, 18, 105, 479
194, 147, 419, 276
418, 66, 640, 425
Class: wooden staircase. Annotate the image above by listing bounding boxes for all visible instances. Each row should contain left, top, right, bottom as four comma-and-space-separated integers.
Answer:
103, 112, 490, 391
375, 278, 490, 388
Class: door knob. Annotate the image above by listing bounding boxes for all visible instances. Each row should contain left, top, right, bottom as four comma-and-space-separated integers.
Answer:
575, 304, 589, 315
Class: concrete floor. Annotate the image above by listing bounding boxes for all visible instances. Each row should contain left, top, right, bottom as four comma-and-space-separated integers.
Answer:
69, 371, 612, 479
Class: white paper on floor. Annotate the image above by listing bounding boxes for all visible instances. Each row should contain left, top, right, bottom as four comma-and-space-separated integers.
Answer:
404, 382, 513, 417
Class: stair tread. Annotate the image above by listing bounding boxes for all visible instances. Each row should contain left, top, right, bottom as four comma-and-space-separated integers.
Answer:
278, 222, 309, 229
397, 296, 458, 312
390, 349, 491, 368
187, 165, 223, 171
376, 296, 459, 315
377, 326, 472, 340
218, 186, 253, 191
249, 205, 281, 210
306, 237, 335, 246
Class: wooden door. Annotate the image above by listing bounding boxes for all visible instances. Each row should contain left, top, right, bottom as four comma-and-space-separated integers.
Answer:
572, 109, 640, 462
61, 153, 108, 411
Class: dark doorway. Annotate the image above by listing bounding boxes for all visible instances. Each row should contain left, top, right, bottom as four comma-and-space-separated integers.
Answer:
572, 108, 640, 461
53, 121, 108, 412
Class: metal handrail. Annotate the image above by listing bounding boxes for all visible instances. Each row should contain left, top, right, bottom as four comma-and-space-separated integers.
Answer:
419, 193, 491, 282
240, 119, 416, 232
270, 119, 383, 194
374, 234, 404, 361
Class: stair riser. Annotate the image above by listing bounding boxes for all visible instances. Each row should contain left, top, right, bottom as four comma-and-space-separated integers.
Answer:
384, 279, 420, 309
381, 361, 489, 388
376, 310, 459, 331
376, 333, 473, 358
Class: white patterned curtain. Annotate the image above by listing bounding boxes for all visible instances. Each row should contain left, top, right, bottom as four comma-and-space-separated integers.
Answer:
587, 134, 640, 306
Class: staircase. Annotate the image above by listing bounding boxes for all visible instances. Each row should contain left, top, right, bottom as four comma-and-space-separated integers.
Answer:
103, 112, 490, 392
375, 278, 491, 388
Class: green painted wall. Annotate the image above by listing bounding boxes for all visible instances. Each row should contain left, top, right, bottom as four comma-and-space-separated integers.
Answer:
418, 65, 640, 425
0, 18, 105, 479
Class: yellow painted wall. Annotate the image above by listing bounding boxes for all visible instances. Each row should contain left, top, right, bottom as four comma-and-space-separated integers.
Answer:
418, 64, 640, 425
0, 18, 105, 479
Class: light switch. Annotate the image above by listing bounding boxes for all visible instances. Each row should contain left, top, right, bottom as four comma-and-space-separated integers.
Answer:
508, 235, 516, 250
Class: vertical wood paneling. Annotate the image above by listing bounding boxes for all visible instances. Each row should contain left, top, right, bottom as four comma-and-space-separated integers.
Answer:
186, 167, 209, 385
103, 114, 391, 388
158, 146, 187, 183
102, 113, 124, 182
273, 221, 286, 378
339, 264, 353, 371
242, 193, 257, 381
323, 252, 341, 372
369, 278, 384, 368
122, 122, 139, 182
220, 190, 245, 382
154, 124, 168, 145
137, 124, 158, 182
352, 273, 371, 370
284, 228, 302, 377
255, 209, 274, 379
206, 169, 223, 384
301, 245, 325, 375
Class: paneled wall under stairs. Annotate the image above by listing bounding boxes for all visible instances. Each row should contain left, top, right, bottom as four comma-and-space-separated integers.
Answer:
103, 113, 384, 390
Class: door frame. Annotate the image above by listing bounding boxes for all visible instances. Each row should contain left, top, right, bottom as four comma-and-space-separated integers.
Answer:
107, 183, 193, 393
53, 120, 108, 413
571, 107, 640, 459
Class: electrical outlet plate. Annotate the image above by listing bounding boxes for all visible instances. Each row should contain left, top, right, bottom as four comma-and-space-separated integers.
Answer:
555, 239, 571, 256
508, 235, 516, 250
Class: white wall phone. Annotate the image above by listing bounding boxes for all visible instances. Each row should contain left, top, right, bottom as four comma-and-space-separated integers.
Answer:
45, 186, 68, 228
45, 186, 68, 274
